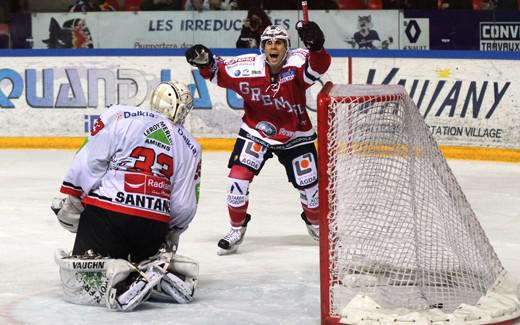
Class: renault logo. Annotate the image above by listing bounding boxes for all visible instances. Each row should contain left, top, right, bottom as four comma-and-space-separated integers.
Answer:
405, 20, 421, 43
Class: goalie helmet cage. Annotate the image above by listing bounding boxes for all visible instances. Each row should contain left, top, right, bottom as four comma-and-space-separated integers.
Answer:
316, 82, 520, 325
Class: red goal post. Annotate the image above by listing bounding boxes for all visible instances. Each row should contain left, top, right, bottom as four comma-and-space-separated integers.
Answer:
316, 82, 520, 325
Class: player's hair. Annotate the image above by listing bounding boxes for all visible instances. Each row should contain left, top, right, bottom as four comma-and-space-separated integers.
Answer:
150, 81, 193, 126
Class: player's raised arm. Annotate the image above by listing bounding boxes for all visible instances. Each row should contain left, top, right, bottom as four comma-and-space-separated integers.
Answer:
297, 21, 325, 52
296, 21, 331, 83
185, 44, 217, 79
185, 44, 214, 68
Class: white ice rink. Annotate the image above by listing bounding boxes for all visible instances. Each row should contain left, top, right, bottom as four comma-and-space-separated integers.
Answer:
0, 150, 519, 325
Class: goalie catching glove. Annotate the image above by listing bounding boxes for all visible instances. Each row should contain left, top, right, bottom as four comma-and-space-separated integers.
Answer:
185, 44, 214, 68
296, 21, 325, 52
51, 196, 84, 233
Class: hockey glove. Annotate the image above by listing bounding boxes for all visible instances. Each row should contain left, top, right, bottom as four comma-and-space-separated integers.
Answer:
185, 44, 214, 68
163, 227, 186, 253
51, 196, 84, 233
296, 21, 325, 52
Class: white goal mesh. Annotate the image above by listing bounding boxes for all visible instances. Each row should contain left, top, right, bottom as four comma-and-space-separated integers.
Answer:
317, 83, 520, 324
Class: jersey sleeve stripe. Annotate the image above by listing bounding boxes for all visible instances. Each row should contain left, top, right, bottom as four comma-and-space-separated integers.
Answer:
303, 62, 320, 84
60, 183, 83, 197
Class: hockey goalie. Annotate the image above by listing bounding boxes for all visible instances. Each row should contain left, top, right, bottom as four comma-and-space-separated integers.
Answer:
52, 80, 202, 311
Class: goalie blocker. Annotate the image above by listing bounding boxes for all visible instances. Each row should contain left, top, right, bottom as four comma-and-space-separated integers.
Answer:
55, 248, 199, 311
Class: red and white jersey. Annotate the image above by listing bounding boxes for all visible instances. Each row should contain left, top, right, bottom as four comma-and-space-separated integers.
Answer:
199, 48, 331, 149
60, 105, 202, 230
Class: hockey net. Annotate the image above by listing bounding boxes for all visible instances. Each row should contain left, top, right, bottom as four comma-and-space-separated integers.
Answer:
316, 83, 520, 325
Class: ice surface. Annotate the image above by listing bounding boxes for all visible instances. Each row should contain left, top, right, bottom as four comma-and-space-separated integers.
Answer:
0, 150, 518, 325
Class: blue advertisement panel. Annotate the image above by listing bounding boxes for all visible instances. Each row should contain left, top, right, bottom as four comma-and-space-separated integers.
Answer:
403, 10, 520, 51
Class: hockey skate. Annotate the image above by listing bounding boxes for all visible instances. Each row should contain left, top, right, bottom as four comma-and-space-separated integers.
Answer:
217, 214, 251, 256
301, 212, 319, 241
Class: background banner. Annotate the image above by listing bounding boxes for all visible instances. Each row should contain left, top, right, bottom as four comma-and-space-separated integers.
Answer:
31, 11, 399, 50
0, 50, 518, 150
29, 10, 520, 51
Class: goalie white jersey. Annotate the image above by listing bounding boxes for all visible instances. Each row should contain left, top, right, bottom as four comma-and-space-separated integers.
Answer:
60, 105, 201, 230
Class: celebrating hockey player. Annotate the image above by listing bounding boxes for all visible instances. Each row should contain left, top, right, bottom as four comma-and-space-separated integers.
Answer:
52, 81, 202, 311
185, 21, 331, 255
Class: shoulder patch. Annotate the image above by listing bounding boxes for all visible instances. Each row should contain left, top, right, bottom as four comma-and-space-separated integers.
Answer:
285, 49, 307, 67
90, 117, 105, 136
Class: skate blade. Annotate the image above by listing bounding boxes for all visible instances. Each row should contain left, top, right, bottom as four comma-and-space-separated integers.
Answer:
217, 246, 238, 256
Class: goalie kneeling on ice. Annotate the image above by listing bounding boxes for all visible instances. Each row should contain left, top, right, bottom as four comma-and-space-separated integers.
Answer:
55, 249, 199, 310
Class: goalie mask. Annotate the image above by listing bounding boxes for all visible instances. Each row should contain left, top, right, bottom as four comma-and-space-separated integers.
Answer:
150, 81, 193, 126
260, 25, 290, 66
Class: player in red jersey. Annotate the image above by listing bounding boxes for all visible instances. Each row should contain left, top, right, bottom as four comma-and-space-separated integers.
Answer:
186, 22, 331, 255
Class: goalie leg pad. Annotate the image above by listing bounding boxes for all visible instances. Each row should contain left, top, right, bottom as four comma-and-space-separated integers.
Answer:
54, 248, 110, 306
158, 272, 195, 304
150, 254, 199, 303
105, 259, 164, 312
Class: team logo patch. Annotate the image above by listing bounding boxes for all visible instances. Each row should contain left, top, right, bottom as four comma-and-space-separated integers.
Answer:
279, 69, 296, 83
90, 117, 105, 136
303, 186, 319, 209
124, 173, 171, 199
256, 121, 277, 137
293, 153, 317, 187
144, 121, 172, 150
239, 141, 266, 170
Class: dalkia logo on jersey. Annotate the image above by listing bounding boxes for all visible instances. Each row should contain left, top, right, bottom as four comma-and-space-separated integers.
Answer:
124, 173, 171, 199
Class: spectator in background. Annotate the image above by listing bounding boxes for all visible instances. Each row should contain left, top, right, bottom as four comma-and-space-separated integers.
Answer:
439, 0, 473, 9
308, 0, 338, 9
236, 6, 271, 48
408, 0, 438, 8
228, 0, 257, 9
0, 0, 11, 48
382, 0, 401, 9
384, 0, 438, 9
481, 0, 498, 9
140, 0, 184, 10
123, 0, 143, 10
69, 0, 117, 11
494, 0, 518, 9
242, 0, 335, 10
185, 0, 235, 10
